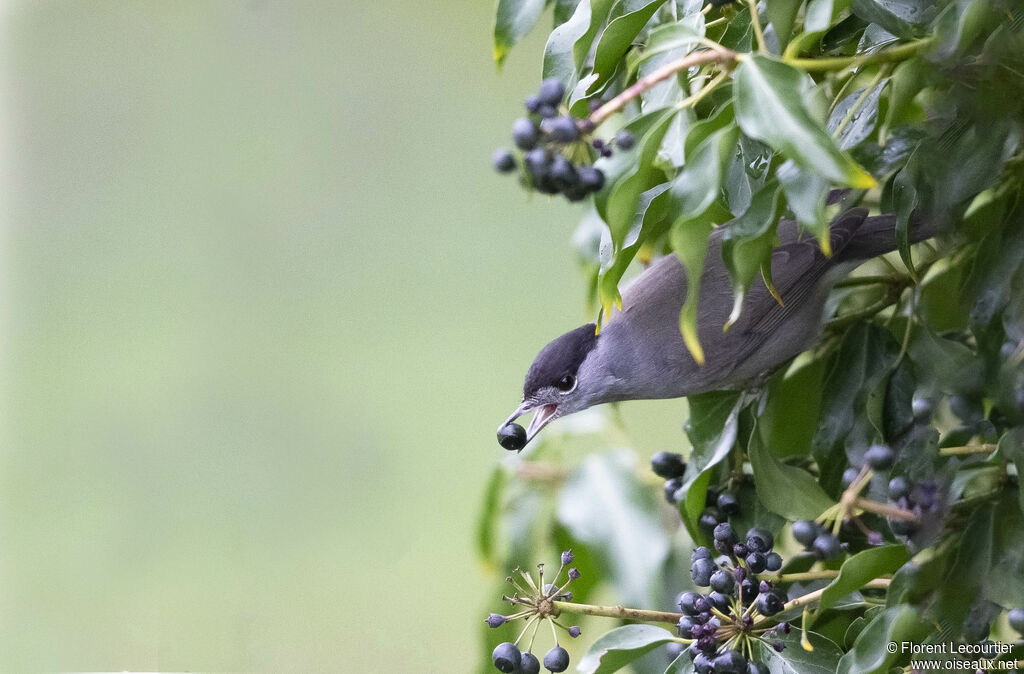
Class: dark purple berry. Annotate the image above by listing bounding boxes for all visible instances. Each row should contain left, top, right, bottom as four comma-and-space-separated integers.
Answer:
486, 613, 506, 628
537, 104, 558, 119
888, 476, 909, 500
699, 507, 723, 532
792, 520, 818, 547
691, 557, 716, 587
549, 155, 578, 189
841, 467, 860, 488
1009, 609, 1024, 634
493, 642, 522, 673
777, 622, 791, 634
537, 78, 565, 105
692, 594, 711, 613
568, 625, 581, 638
710, 569, 735, 594
561, 550, 574, 565
592, 138, 605, 150
615, 130, 635, 150
713, 522, 737, 545
543, 645, 570, 672
541, 115, 580, 143
651, 451, 686, 478
746, 528, 774, 553
600, 147, 612, 158
692, 546, 712, 561
677, 616, 695, 638
578, 165, 604, 192
679, 591, 700, 614
865, 444, 895, 471
578, 118, 595, 133
693, 653, 713, 674
748, 663, 769, 674
758, 580, 772, 593
745, 552, 766, 574
520, 652, 541, 674
732, 543, 748, 558
717, 493, 740, 515
498, 423, 527, 451
525, 95, 541, 114
740, 578, 758, 603
568, 568, 581, 580
812, 533, 841, 560
757, 592, 784, 616
664, 476, 685, 504
773, 641, 785, 653
712, 650, 746, 674
493, 148, 516, 173
708, 591, 730, 610
765, 552, 782, 572
512, 118, 539, 150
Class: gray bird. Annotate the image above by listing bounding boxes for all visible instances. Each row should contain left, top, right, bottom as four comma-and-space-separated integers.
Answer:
498, 206, 937, 450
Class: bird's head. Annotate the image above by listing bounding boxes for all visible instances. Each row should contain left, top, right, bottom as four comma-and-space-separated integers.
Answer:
497, 323, 606, 450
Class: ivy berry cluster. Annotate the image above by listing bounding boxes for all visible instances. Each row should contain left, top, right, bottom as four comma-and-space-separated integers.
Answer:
492, 78, 634, 202
486, 550, 583, 673
651, 451, 741, 531
679, 529, 790, 673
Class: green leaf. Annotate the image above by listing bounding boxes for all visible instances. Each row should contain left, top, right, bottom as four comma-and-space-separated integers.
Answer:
748, 423, 835, 520
543, 0, 616, 83
890, 157, 920, 277
595, 108, 678, 257
757, 356, 827, 458
764, 0, 805, 48
776, 161, 830, 251
850, 0, 935, 39
665, 124, 739, 361
827, 80, 888, 151
733, 55, 876, 189
635, 13, 705, 67
984, 490, 1024, 608
805, 0, 835, 33
722, 181, 782, 328
589, 0, 668, 92
757, 630, 845, 673
597, 183, 672, 312
494, 0, 548, 65
476, 466, 507, 564
577, 624, 678, 674
557, 451, 669, 606
810, 545, 909, 623
836, 606, 931, 674
678, 391, 743, 542
665, 653, 694, 673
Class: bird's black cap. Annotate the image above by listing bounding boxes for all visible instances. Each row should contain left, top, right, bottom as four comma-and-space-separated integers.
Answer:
523, 323, 597, 397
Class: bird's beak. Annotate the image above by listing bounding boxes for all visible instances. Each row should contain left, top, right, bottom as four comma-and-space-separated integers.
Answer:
501, 401, 559, 446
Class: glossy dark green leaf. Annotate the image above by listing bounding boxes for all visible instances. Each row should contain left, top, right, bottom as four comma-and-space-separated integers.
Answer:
665, 653, 694, 673
557, 451, 669, 607
635, 13, 705, 67
827, 80, 888, 150
595, 108, 678, 257
678, 391, 743, 542
735, 55, 876, 189
757, 630, 844, 674
554, 0, 583, 25
749, 422, 835, 520
765, 0, 805, 48
891, 160, 919, 277
883, 57, 930, 131
804, 0, 836, 33
577, 624, 678, 674
721, 182, 782, 328
983, 489, 1024, 607
836, 606, 931, 674
494, 0, 547, 64
810, 545, 908, 623
850, 0, 936, 39
543, 0, 616, 83
589, 0, 668, 92
757, 356, 827, 458
776, 160, 830, 251
666, 124, 739, 361
597, 183, 672, 312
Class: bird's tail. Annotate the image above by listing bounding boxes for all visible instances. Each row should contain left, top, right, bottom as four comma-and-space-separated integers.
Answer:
837, 211, 939, 263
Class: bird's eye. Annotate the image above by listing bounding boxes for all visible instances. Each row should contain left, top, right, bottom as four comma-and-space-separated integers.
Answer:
556, 375, 576, 393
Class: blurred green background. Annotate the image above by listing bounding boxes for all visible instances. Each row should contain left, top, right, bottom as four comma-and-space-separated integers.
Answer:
1, 1, 683, 670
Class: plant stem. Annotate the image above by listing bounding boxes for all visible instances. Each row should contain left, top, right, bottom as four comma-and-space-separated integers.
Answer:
854, 497, 916, 521
787, 37, 934, 72
589, 48, 736, 126
940, 443, 997, 456
835, 274, 902, 288
746, 0, 767, 52
552, 600, 682, 624
764, 579, 891, 624
766, 570, 841, 583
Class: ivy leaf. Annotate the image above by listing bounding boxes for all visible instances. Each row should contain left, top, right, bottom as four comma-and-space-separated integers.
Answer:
635, 13, 705, 67
557, 451, 669, 607
494, 0, 547, 65
757, 630, 844, 673
776, 161, 830, 254
678, 392, 743, 542
595, 108, 678, 256
836, 606, 931, 674
589, 0, 668, 93
764, 0, 804, 48
721, 181, 782, 328
733, 55, 876, 189
827, 80, 888, 150
850, 0, 935, 39
577, 624, 678, 674
475, 466, 507, 564
666, 124, 739, 361
543, 0, 616, 84
808, 545, 909, 627
748, 422, 835, 520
